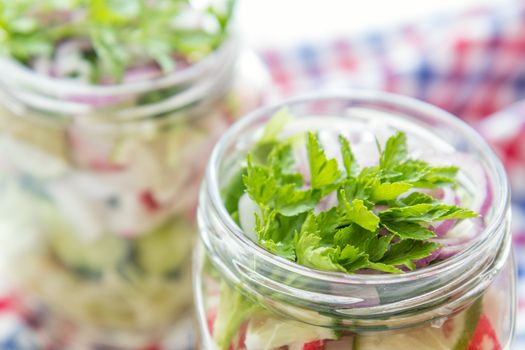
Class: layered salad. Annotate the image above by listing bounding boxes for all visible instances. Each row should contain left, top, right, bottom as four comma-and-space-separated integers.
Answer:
0, 0, 267, 342
200, 109, 506, 350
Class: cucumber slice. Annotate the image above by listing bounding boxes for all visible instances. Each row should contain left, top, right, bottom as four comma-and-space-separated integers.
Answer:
244, 316, 337, 350
354, 300, 482, 350
49, 225, 127, 275
135, 218, 194, 276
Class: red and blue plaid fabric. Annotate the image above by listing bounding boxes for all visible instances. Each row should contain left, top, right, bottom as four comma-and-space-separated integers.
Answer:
1, 2, 525, 349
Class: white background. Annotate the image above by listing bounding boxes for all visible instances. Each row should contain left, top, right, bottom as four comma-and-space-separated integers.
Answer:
238, 0, 504, 49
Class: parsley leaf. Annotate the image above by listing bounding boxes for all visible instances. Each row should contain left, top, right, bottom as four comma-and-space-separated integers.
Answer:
419, 166, 459, 187
316, 207, 341, 240
380, 240, 440, 270
340, 176, 373, 203
385, 160, 459, 188
251, 108, 294, 165
338, 245, 370, 271
268, 143, 304, 187
371, 181, 412, 202
307, 132, 341, 190
295, 213, 345, 272
222, 168, 246, 219
381, 221, 436, 240
397, 192, 435, 206
259, 108, 293, 144
379, 203, 479, 223
333, 224, 392, 263
243, 156, 276, 206
254, 209, 306, 261
368, 262, 404, 274
339, 135, 357, 177
275, 185, 320, 216
339, 191, 380, 232
380, 132, 408, 169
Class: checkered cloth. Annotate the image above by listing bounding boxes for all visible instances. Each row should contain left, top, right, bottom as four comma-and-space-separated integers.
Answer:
261, 2, 525, 349
2, 2, 525, 349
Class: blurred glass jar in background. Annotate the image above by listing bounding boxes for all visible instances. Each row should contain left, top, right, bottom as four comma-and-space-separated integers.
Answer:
0, 2, 269, 348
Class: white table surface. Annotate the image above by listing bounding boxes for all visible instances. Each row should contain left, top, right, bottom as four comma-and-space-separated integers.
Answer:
237, 0, 503, 50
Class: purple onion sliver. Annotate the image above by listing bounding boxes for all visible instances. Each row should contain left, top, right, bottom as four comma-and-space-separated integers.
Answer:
67, 94, 130, 107
438, 244, 469, 260
433, 217, 484, 246
318, 191, 337, 211
123, 64, 163, 82
479, 170, 493, 217
434, 219, 457, 237
427, 188, 444, 200
373, 204, 388, 214
442, 186, 458, 206
415, 248, 441, 269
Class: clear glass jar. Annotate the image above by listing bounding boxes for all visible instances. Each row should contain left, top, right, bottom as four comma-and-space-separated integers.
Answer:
0, 34, 269, 348
195, 92, 516, 350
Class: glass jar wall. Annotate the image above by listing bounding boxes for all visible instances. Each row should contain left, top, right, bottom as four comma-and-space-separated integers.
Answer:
195, 92, 516, 350
0, 35, 269, 348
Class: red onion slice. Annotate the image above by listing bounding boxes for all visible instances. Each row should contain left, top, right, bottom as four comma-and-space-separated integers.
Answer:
478, 171, 493, 217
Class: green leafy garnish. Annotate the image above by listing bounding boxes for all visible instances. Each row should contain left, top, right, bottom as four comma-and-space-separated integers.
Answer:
307, 132, 341, 190
339, 194, 380, 232
0, 0, 235, 82
223, 112, 479, 274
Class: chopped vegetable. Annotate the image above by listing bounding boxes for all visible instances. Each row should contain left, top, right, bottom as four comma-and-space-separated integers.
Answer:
354, 298, 482, 350
467, 314, 501, 350
244, 316, 336, 350
213, 281, 260, 350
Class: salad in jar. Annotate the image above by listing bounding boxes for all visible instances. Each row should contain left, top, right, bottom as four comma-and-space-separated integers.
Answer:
195, 94, 515, 350
0, 0, 268, 346
0, 0, 234, 83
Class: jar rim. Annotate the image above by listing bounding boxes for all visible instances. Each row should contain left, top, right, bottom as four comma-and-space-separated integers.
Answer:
0, 35, 239, 122
0, 35, 238, 97
204, 90, 511, 286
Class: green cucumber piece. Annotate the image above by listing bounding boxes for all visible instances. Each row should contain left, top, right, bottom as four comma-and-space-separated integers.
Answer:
49, 226, 127, 274
135, 218, 194, 276
244, 316, 337, 349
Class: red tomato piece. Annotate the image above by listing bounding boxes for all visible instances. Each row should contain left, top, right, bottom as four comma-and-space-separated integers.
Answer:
303, 340, 325, 350
207, 309, 217, 336
205, 310, 247, 350
468, 314, 501, 350
237, 321, 248, 348
140, 191, 160, 212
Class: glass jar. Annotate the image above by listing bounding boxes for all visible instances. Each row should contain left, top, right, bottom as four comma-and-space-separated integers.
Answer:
0, 34, 269, 348
195, 91, 515, 350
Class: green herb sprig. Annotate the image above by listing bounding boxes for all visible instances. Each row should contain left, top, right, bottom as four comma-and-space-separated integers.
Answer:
224, 110, 478, 274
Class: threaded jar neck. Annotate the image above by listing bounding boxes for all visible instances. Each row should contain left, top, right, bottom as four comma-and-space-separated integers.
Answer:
0, 36, 239, 124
